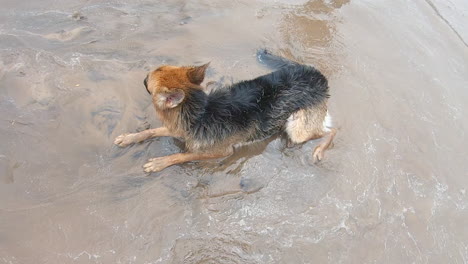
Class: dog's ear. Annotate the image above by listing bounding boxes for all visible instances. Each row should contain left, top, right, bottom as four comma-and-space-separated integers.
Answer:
165, 89, 185, 108
187, 63, 210, 85
157, 89, 185, 108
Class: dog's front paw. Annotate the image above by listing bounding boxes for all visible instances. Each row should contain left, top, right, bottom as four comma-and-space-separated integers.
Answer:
143, 157, 172, 173
114, 133, 137, 147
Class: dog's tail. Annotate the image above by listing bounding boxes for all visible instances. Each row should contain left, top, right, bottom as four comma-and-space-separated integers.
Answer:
256, 49, 300, 69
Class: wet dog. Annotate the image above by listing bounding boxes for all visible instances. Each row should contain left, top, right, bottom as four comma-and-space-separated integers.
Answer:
114, 50, 336, 173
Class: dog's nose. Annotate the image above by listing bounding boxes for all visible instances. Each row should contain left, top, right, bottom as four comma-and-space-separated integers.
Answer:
144, 75, 150, 94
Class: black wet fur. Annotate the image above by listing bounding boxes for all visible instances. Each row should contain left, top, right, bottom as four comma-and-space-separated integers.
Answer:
179, 51, 329, 148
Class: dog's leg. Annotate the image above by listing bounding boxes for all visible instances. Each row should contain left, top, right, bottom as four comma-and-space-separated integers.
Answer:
143, 149, 233, 173
114, 127, 172, 147
286, 104, 336, 162
312, 128, 336, 162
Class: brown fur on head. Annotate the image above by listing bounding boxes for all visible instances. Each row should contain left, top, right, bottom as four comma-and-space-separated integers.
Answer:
144, 63, 210, 110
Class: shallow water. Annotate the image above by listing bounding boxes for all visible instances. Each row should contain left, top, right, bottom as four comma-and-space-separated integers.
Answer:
1, 0, 467, 263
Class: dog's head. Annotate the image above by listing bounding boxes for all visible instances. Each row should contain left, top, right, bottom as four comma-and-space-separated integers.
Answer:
144, 63, 209, 110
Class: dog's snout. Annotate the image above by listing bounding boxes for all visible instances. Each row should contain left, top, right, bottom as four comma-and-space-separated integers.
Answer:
144, 75, 150, 94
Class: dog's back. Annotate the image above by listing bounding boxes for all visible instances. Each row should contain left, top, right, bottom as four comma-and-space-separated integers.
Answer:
250, 63, 329, 138
181, 52, 330, 149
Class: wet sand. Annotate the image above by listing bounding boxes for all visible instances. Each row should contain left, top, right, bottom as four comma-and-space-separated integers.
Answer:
1, 0, 467, 263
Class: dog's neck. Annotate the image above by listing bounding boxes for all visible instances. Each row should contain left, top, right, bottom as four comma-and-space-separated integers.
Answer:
155, 89, 207, 136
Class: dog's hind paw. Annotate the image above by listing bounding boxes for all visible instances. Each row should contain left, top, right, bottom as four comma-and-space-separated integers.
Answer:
114, 133, 137, 147
312, 146, 325, 163
143, 157, 172, 173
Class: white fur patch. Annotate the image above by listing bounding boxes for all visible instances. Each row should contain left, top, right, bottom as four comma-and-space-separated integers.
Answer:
285, 114, 298, 138
323, 111, 332, 132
